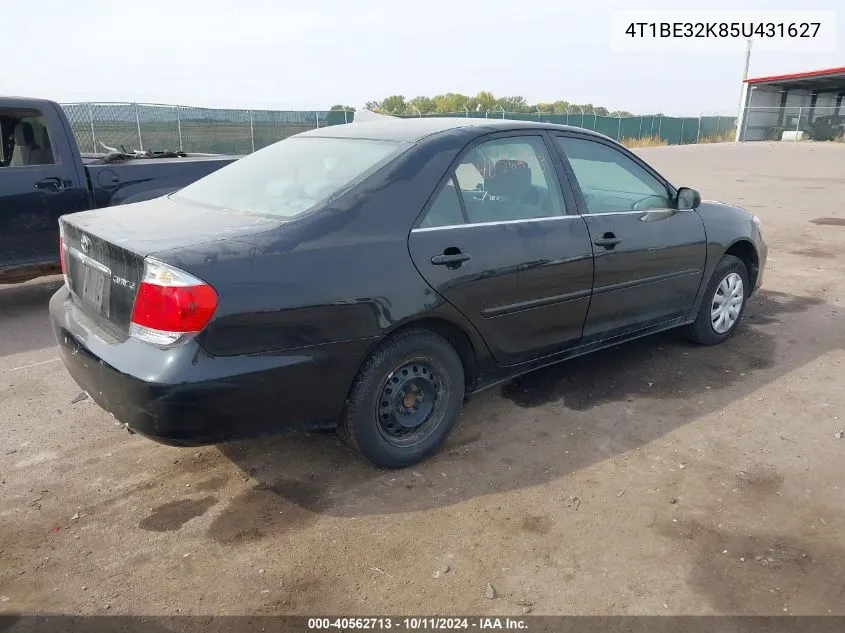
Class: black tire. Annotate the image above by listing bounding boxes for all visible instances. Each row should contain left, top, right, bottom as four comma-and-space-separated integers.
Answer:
686, 254, 749, 346
339, 329, 465, 468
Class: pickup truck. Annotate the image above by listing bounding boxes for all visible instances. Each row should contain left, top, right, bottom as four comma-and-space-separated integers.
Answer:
1, 97, 238, 283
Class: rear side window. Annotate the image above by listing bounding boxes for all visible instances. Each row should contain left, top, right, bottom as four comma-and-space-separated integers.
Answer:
0, 108, 56, 167
173, 137, 408, 218
419, 135, 565, 228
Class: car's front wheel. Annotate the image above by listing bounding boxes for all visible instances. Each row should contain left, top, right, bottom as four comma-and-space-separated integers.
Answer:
686, 254, 749, 345
340, 329, 465, 468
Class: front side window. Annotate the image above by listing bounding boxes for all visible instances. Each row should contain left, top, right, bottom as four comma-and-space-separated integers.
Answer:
451, 136, 565, 224
555, 136, 672, 214
173, 136, 408, 218
0, 109, 56, 167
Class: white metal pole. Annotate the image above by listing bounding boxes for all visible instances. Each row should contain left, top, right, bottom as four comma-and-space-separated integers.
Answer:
738, 39, 752, 113
134, 103, 143, 150
735, 39, 753, 142
249, 110, 255, 153
88, 103, 97, 152
176, 106, 183, 152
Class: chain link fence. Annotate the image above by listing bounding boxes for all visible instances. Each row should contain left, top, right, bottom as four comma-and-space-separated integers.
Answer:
402, 110, 737, 145
61, 102, 737, 155
60, 103, 353, 155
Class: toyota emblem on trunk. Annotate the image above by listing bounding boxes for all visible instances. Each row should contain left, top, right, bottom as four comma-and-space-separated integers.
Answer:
80, 235, 91, 253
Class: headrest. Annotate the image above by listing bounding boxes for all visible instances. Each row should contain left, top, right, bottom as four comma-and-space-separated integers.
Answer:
485, 159, 531, 198
13, 121, 35, 147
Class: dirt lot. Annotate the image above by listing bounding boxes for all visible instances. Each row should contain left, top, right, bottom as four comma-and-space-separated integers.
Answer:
1, 142, 844, 617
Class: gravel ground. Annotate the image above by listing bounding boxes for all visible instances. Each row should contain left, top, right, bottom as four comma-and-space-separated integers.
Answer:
1, 142, 844, 616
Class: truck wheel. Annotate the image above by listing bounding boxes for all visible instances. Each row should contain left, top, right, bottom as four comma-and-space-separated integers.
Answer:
686, 254, 749, 346
340, 329, 465, 469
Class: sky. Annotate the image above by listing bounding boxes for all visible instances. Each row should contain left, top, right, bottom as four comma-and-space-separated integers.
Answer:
6, 0, 843, 116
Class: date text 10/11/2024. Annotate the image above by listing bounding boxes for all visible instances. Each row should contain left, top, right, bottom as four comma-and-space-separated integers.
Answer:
307, 617, 528, 630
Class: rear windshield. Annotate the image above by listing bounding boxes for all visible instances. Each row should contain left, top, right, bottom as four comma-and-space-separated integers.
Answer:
172, 136, 407, 218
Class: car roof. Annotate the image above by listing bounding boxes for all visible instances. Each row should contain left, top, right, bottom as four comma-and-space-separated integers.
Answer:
301, 116, 613, 143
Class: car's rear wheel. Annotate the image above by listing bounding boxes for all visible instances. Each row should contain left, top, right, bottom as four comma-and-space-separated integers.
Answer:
340, 329, 465, 468
686, 254, 749, 345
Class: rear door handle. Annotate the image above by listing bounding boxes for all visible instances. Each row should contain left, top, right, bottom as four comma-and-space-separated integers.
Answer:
431, 253, 472, 265
594, 233, 622, 249
35, 177, 66, 193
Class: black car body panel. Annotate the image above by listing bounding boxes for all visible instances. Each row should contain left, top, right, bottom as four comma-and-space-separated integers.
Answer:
0, 96, 236, 283
49, 117, 768, 447
50, 286, 379, 443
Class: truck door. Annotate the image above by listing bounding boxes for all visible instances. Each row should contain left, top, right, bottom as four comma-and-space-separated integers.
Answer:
0, 101, 88, 273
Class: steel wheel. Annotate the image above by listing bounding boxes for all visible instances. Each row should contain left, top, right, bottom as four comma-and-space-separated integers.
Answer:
710, 272, 744, 334
340, 329, 465, 468
376, 357, 446, 447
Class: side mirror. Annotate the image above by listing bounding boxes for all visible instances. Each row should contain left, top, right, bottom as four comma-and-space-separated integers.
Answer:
676, 187, 701, 210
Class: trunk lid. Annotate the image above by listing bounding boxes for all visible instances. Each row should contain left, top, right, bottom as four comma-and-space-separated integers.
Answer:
61, 196, 277, 339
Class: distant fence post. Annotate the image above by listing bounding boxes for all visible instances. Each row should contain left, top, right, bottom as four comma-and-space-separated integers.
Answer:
176, 106, 183, 152
657, 115, 662, 140
315, 111, 320, 129
796, 106, 802, 132
134, 103, 143, 150
344, 109, 348, 124
617, 115, 622, 140
87, 102, 97, 153
680, 118, 685, 144
638, 117, 643, 139
696, 115, 702, 143
132, 103, 144, 151
249, 110, 255, 153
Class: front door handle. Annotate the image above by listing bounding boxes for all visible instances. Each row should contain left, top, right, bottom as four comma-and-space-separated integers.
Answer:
594, 233, 622, 249
35, 177, 66, 193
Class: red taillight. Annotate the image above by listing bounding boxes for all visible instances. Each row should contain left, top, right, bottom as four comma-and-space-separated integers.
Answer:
129, 260, 218, 347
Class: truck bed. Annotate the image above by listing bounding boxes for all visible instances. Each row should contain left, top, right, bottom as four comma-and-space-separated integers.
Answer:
81, 153, 239, 207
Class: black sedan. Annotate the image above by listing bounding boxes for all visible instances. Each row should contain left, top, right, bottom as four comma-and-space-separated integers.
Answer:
50, 118, 767, 468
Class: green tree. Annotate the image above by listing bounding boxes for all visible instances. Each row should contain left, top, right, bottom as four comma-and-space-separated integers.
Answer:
475, 91, 497, 112
407, 96, 437, 114
432, 93, 471, 113
363, 92, 638, 117
330, 104, 356, 111
380, 95, 408, 115
497, 96, 530, 113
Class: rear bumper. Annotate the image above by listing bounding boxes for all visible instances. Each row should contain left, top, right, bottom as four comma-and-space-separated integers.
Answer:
50, 285, 376, 445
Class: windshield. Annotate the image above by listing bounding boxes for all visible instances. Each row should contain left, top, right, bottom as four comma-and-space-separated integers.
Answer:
173, 136, 407, 218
